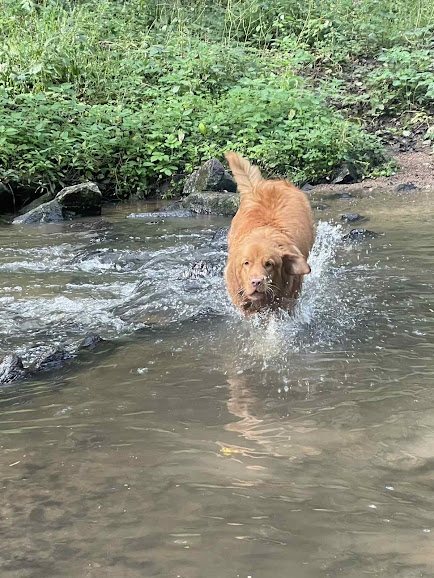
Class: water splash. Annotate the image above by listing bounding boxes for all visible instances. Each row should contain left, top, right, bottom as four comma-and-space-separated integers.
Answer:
231, 221, 370, 361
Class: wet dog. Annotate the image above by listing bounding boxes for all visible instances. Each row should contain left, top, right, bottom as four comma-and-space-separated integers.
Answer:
224, 152, 314, 315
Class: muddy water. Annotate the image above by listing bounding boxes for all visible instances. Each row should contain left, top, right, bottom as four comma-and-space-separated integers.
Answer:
1, 191, 434, 577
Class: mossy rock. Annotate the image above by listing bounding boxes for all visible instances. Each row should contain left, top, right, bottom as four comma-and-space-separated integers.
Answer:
182, 191, 240, 216
13, 182, 103, 224
56, 182, 102, 215
13, 200, 64, 225
183, 159, 237, 196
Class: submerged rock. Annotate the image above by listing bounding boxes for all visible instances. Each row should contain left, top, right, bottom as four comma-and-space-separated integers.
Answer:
32, 348, 73, 372
182, 191, 240, 216
341, 213, 367, 223
13, 182, 102, 225
183, 159, 237, 197
0, 334, 105, 385
396, 182, 418, 193
127, 210, 192, 219
0, 354, 29, 385
71, 247, 145, 270
343, 229, 381, 242
80, 334, 103, 350
301, 183, 315, 192
66, 218, 112, 232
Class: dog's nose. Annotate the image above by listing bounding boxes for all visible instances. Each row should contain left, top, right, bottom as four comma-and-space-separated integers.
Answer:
251, 278, 263, 288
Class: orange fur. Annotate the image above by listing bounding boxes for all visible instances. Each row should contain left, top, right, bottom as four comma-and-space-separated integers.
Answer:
224, 152, 314, 315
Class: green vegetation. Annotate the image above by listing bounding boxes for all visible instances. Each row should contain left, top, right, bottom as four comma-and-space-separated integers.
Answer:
0, 0, 433, 199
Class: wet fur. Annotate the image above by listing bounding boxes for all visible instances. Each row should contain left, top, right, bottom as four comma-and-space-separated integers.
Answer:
224, 152, 314, 315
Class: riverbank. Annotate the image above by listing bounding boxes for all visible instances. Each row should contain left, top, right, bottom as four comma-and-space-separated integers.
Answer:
0, 0, 433, 210
311, 147, 434, 197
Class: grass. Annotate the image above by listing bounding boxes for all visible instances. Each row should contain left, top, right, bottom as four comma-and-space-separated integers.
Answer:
0, 0, 433, 200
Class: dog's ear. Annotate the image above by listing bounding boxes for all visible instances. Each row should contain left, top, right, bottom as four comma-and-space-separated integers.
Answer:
281, 246, 311, 276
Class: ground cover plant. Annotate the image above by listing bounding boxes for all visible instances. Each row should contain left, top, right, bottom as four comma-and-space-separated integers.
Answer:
0, 0, 433, 200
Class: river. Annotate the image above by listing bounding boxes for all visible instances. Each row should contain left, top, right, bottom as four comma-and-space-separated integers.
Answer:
0, 190, 433, 577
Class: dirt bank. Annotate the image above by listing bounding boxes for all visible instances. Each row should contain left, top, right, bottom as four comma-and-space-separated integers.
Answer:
312, 148, 433, 196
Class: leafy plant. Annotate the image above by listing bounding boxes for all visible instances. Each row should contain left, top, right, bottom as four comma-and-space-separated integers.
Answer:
2, 0, 431, 198
366, 47, 434, 115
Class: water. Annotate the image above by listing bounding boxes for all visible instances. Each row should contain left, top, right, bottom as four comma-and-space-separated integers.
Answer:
1, 191, 434, 577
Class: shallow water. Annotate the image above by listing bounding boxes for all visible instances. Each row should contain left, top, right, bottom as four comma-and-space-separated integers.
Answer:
1, 191, 434, 577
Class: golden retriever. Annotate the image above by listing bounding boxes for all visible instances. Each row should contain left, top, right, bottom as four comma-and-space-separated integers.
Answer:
224, 152, 314, 314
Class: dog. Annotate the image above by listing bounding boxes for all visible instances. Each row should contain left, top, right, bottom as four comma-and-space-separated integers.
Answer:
224, 152, 314, 314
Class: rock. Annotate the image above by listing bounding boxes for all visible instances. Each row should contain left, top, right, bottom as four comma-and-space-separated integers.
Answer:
0, 354, 29, 384
183, 159, 237, 196
343, 229, 381, 242
33, 348, 73, 372
0, 336, 106, 385
181, 158, 239, 215
80, 334, 103, 350
341, 213, 367, 223
190, 307, 221, 321
396, 182, 418, 193
312, 203, 329, 211
12, 200, 64, 225
301, 183, 315, 192
326, 191, 355, 201
66, 218, 112, 232
56, 182, 102, 216
182, 191, 240, 216
219, 170, 238, 193
0, 183, 15, 214
164, 201, 183, 212
126, 210, 192, 219
13, 182, 102, 225
71, 247, 145, 270
211, 227, 229, 246
332, 162, 361, 184
18, 191, 55, 214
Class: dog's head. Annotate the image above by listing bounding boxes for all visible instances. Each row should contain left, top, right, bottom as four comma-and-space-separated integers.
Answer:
225, 237, 310, 309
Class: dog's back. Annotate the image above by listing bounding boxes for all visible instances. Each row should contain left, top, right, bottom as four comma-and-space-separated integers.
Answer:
226, 153, 314, 258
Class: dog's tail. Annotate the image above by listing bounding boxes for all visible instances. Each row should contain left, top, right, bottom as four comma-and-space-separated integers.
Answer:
225, 152, 263, 196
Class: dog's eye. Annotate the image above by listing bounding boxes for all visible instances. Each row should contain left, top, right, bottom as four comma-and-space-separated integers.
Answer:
243, 261, 250, 266
265, 261, 273, 268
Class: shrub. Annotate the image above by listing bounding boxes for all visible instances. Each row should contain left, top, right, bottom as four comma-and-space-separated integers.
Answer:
198, 79, 384, 183
366, 47, 434, 115
2, 0, 412, 197
0, 73, 384, 195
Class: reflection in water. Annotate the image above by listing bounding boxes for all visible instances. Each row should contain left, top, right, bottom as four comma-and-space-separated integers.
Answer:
1, 192, 434, 577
